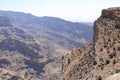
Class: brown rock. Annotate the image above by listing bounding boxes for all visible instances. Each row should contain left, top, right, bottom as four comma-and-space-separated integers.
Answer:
61, 7, 120, 80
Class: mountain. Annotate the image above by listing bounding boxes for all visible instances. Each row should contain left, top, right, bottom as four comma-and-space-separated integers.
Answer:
0, 11, 93, 50
61, 7, 120, 80
82, 22, 93, 26
0, 11, 93, 79
0, 16, 56, 79
0, 16, 69, 80
0, 16, 12, 27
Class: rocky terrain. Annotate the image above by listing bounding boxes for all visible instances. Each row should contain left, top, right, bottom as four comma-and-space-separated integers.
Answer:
0, 16, 48, 79
105, 73, 120, 80
0, 11, 93, 50
0, 16, 68, 80
61, 7, 120, 80
0, 11, 93, 80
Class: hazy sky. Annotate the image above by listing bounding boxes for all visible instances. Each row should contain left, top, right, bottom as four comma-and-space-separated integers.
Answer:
0, 0, 120, 22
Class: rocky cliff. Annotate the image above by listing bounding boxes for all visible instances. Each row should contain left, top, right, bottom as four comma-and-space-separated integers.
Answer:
61, 7, 120, 80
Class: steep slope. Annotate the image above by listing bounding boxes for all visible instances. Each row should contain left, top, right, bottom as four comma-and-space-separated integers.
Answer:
0, 11, 93, 50
62, 44, 95, 80
0, 11, 93, 79
61, 7, 120, 80
0, 16, 67, 80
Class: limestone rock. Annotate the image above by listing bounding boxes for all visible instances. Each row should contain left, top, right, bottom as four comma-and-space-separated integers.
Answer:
105, 73, 120, 80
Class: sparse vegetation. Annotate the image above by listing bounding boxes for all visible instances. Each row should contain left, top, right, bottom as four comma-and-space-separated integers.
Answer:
100, 48, 103, 51
113, 60, 116, 65
101, 66, 104, 70
0, 7, 120, 80
115, 69, 120, 73
93, 61, 97, 65
109, 54, 114, 59
104, 45, 107, 48
105, 59, 110, 65
107, 50, 110, 53
117, 34, 119, 38
113, 52, 116, 57
99, 58, 104, 63
96, 75, 102, 80
118, 47, 120, 51
108, 52, 116, 59
113, 47, 116, 51
108, 39, 111, 42
61, 7, 120, 80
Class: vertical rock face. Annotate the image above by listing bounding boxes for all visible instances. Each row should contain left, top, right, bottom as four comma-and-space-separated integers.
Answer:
61, 7, 120, 80
62, 45, 95, 80
93, 22, 100, 42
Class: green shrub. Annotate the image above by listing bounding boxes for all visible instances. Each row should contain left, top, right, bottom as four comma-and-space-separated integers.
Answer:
108, 39, 111, 42
107, 50, 110, 53
115, 69, 120, 73
113, 47, 116, 51
117, 35, 119, 38
108, 52, 116, 59
113, 52, 116, 57
118, 47, 120, 51
100, 48, 103, 51
105, 59, 110, 65
99, 58, 104, 63
109, 54, 114, 59
93, 61, 97, 65
96, 75, 102, 80
113, 60, 116, 65
101, 66, 104, 70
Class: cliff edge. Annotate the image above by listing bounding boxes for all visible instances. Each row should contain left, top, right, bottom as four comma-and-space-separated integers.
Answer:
61, 7, 120, 80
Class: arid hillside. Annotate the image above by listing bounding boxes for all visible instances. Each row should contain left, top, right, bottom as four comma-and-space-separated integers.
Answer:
61, 7, 120, 80
0, 10, 93, 79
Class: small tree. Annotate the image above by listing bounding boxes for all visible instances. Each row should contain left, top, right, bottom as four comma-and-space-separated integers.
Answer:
113, 60, 116, 65
115, 69, 120, 73
105, 59, 110, 65
97, 75, 102, 80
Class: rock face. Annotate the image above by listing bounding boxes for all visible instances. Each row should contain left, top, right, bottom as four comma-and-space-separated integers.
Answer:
62, 44, 95, 80
61, 7, 120, 80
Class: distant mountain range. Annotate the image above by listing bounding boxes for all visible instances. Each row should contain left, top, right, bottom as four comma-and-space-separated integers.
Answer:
82, 22, 93, 26
0, 10, 93, 50
0, 10, 93, 80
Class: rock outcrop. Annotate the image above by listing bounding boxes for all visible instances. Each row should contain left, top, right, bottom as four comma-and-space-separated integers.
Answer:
62, 44, 95, 80
61, 7, 120, 80
105, 73, 120, 80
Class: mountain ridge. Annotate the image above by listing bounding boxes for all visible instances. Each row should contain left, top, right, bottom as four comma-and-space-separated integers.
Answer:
0, 10, 93, 80
0, 10, 93, 50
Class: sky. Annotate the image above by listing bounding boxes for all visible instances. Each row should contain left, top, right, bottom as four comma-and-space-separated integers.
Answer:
0, 0, 120, 22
